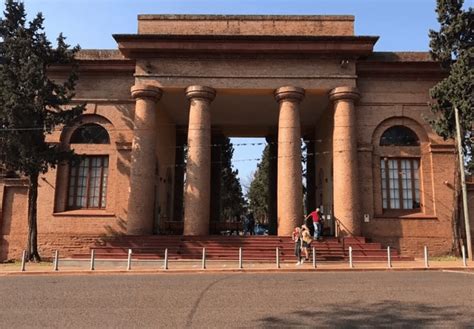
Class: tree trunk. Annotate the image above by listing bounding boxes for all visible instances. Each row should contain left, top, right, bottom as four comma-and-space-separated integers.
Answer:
27, 171, 41, 262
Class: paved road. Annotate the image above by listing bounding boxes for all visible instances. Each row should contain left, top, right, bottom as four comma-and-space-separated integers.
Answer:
0, 271, 472, 328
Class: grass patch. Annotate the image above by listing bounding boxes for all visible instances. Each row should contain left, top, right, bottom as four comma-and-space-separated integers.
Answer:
430, 255, 461, 262
1, 261, 52, 267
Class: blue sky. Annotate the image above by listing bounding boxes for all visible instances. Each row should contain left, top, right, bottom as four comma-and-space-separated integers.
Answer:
18, 0, 443, 190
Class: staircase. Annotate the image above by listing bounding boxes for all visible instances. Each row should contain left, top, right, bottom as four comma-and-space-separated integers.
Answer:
71, 235, 412, 262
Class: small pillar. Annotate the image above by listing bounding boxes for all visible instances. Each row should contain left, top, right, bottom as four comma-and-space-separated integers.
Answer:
329, 86, 360, 236
274, 86, 305, 236
127, 84, 162, 235
183, 86, 216, 236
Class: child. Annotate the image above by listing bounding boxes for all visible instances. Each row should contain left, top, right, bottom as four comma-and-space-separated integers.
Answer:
301, 225, 313, 261
292, 227, 302, 265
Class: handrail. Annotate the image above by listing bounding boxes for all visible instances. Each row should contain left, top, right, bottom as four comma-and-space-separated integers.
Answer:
333, 217, 357, 238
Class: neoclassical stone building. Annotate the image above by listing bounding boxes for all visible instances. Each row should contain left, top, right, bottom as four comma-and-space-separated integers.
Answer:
1, 15, 472, 260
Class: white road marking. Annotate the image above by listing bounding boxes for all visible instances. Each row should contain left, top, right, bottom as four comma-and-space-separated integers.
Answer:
442, 270, 474, 275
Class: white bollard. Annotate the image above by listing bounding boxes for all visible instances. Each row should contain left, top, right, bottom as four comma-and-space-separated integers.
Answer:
53, 250, 59, 271
127, 249, 132, 271
239, 247, 243, 269
276, 247, 280, 269
90, 249, 95, 271
202, 248, 206, 270
462, 245, 467, 267
349, 246, 353, 268
424, 246, 429, 268
387, 246, 392, 268
164, 248, 168, 270
21, 250, 26, 272
312, 247, 317, 269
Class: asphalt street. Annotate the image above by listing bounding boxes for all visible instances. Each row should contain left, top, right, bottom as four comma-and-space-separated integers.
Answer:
0, 271, 472, 328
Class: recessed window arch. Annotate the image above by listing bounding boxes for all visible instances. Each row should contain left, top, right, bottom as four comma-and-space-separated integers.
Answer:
380, 125, 420, 146
70, 123, 110, 144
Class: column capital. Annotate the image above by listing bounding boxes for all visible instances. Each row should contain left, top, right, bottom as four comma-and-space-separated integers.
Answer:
329, 86, 360, 102
131, 84, 162, 101
185, 85, 216, 102
274, 86, 305, 103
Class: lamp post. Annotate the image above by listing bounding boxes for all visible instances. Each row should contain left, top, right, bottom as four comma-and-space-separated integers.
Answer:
454, 106, 472, 260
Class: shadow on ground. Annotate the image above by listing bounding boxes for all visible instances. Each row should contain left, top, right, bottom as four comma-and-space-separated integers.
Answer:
258, 300, 472, 328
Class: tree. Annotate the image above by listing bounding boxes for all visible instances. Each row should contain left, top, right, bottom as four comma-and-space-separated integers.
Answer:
0, 1, 85, 261
247, 145, 270, 223
247, 140, 307, 226
429, 0, 473, 172
219, 137, 247, 221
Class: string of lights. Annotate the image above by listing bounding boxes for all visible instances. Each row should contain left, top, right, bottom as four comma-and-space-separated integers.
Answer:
0, 121, 423, 132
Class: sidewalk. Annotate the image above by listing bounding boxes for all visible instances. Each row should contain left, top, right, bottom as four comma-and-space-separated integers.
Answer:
1, 258, 472, 275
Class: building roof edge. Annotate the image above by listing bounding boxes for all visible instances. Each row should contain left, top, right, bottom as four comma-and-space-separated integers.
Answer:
368, 52, 434, 62
137, 14, 355, 21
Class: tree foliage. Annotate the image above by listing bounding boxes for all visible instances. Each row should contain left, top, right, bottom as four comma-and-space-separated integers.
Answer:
429, 0, 473, 172
247, 145, 270, 223
219, 137, 247, 220
0, 0, 84, 261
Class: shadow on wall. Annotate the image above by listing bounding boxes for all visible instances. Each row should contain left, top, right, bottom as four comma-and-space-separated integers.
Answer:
116, 104, 134, 132
117, 155, 130, 177
101, 216, 127, 241
0, 238, 9, 261
257, 301, 471, 328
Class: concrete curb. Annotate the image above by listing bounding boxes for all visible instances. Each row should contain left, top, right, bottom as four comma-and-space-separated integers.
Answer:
0, 266, 472, 276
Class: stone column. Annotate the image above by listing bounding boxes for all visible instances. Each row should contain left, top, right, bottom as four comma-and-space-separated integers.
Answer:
183, 86, 216, 236
127, 84, 162, 235
274, 86, 305, 236
329, 86, 360, 236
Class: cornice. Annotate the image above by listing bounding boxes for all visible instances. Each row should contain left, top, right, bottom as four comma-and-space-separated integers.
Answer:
113, 34, 378, 58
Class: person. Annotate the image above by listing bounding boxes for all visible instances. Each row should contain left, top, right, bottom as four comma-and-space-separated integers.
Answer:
301, 225, 313, 261
248, 212, 255, 235
242, 214, 250, 236
292, 226, 303, 265
305, 214, 315, 237
305, 208, 321, 240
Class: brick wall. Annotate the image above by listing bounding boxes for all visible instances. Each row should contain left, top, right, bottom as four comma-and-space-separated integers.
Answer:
0, 180, 29, 260
356, 75, 457, 257
468, 180, 474, 240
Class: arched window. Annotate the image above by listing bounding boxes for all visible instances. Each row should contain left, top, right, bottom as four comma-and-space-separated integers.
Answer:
379, 125, 421, 211
67, 123, 110, 210
70, 123, 110, 144
380, 126, 419, 146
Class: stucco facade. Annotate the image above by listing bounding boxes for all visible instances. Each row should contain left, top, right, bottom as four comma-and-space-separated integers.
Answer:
0, 15, 468, 260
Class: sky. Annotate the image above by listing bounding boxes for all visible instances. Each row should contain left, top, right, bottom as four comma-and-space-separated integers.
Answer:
16, 0, 445, 190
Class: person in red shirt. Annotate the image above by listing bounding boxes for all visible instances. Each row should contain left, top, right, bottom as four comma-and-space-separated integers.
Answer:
304, 208, 321, 240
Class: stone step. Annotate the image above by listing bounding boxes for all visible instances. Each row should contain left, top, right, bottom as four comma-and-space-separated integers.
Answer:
68, 235, 410, 261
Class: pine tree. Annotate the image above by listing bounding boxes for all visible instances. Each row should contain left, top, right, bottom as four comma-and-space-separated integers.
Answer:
0, 1, 85, 261
247, 145, 270, 223
429, 0, 473, 172
220, 137, 246, 221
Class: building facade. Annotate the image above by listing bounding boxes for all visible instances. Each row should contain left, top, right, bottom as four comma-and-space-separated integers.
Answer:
0, 15, 471, 260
